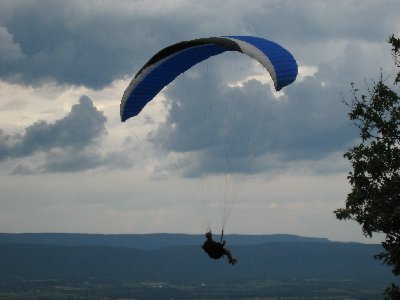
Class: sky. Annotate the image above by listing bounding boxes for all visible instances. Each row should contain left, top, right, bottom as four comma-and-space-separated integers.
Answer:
0, 0, 399, 243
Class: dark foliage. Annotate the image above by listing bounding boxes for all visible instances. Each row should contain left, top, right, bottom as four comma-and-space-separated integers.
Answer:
335, 35, 400, 299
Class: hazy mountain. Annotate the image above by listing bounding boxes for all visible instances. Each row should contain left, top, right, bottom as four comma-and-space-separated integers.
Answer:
0, 234, 394, 284
0, 233, 330, 250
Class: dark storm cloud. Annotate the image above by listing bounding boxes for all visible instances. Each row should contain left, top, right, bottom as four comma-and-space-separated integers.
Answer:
1, 0, 397, 89
150, 60, 359, 177
0, 95, 108, 173
0, 1, 174, 88
1, 0, 238, 88
250, 1, 397, 43
0, 0, 397, 88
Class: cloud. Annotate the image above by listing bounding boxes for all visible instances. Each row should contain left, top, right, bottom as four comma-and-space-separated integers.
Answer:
0, 0, 397, 176
0, 95, 108, 173
0, 0, 398, 239
149, 58, 359, 177
0, 26, 24, 63
2, 0, 396, 89
0, 1, 137, 88
10, 161, 39, 175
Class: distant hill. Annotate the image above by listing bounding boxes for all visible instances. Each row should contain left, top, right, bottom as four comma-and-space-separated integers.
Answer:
0, 233, 330, 250
0, 233, 394, 284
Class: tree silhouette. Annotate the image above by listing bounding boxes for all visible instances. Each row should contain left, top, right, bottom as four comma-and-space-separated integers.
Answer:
335, 35, 400, 299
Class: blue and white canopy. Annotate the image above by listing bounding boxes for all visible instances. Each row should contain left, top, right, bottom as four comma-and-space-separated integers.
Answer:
121, 36, 298, 122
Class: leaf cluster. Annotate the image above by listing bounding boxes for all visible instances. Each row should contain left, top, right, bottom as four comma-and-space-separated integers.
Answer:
336, 80, 400, 235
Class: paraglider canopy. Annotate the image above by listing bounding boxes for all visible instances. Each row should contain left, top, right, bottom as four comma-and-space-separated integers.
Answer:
121, 36, 298, 122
